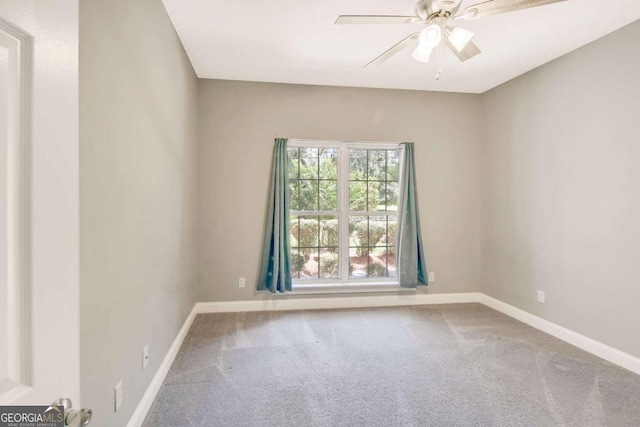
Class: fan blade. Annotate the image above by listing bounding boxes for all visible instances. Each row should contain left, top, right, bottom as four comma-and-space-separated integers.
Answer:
335, 15, 421, 25
458, 0, 567, 20
444, 36, 481, 62
365, 33, 420, 68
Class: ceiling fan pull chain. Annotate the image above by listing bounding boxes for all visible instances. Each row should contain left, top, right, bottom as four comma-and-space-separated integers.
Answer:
436, 42, 443, 80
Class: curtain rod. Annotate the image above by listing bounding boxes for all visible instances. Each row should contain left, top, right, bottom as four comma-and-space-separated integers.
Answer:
287, 138, 405, 146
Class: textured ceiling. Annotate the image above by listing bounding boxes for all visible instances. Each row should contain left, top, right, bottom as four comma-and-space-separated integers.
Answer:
162, 0, 640, 93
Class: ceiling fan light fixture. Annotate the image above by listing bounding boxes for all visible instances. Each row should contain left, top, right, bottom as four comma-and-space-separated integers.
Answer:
418, 24, 442, 49
447, 27, 475, 52
411, 44, 433, 63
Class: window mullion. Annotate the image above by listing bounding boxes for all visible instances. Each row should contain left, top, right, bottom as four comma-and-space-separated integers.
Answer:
339, 146, 350, 282
348, 211, 394, 217
291, 210, 337, 216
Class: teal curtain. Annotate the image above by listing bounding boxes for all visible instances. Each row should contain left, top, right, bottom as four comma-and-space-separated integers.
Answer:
257, 138, 292, 293
397, 143, 428, 288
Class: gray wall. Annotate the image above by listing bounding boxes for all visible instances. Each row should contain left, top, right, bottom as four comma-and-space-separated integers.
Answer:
481, 20, 640, 358
79, 0, 198, 426
197, 80, 484, 301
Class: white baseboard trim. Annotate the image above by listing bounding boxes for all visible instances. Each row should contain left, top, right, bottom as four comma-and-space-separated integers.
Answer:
126, 305, 199, 427
479, 294, 640, 376
196, 292, 482, 313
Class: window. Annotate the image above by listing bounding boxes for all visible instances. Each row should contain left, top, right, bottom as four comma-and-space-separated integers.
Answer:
288, 141, 402, 285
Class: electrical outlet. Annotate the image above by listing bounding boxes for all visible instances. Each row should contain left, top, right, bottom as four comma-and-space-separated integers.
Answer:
114, 381, 123, 412
428, 272, 435, 282
538, 290, 545, 303
142, 345, 149, 370
239, 277, 246, 288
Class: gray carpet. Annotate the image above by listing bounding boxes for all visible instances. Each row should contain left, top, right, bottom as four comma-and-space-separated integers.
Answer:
143, 303, 640, 426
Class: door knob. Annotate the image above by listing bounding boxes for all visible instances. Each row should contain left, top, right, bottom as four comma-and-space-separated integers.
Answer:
51, 398, 92, 426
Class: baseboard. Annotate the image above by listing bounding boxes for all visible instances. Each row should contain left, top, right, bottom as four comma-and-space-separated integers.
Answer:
195, 292, 482, 313
479, 294, 640, 376
126, 305, 198, 427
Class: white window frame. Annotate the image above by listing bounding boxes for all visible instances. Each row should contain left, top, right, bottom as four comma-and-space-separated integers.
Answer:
288, 139, 405, 291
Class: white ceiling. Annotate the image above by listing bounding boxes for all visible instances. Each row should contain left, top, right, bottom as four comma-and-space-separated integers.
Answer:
162, 0, 640, 94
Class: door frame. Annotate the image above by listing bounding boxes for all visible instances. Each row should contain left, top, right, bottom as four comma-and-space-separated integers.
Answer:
0, 16, 32, 404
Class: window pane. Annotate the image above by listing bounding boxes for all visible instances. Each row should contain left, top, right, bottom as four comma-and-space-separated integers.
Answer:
385, 216, 397, 277
297, 216, 319, 248
288, 147, 300, 179
369, 218, 387, 248
299, 180, 318, 211
368, 150, 386, 181
299, 148, 318, 180
386, 182, 398, 211
386, 250, 397, 277
299, 252, 316, 279
319, 217, 339, 248
369, 181, 384, 211
319, 251, 339, 279
387, 216, 397, 248
368, 249, 386, 278
291, 249, 302, 279
349, 247, 369, 279
349, 215, 372, 277
297, 249, 339, 280
346, 148, 401, 214
289, 180, 300, 211
319, 148, 337, 180
290, 215, 305, 279
294, 216, 322, 280
298, 247, 316, 279
349, 181, 367, 211
290, 215, 300, 248
349, 216, 368, 247
350, 149, 367, 181
387, 149, 400, 182
319, 180, 337, 211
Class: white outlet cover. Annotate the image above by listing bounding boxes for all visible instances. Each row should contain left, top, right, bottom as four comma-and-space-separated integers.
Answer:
538, 291, 546, 303
428, 272, 435, 282
239, 277, 246, 288
114, 381, 123, 412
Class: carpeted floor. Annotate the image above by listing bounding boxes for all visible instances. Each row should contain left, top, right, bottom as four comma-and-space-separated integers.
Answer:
143, 303, 640, 426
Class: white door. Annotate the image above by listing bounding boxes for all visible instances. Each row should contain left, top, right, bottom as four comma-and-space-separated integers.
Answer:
0, 0, 80, 413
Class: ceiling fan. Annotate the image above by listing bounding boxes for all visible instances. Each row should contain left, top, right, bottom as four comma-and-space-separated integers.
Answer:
336, 0, 568, 67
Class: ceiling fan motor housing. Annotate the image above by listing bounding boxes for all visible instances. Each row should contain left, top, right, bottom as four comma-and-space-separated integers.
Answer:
416, 0, 458, 21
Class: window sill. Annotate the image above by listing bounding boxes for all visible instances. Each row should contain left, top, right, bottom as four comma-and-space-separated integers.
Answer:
290, 281, 414, 296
